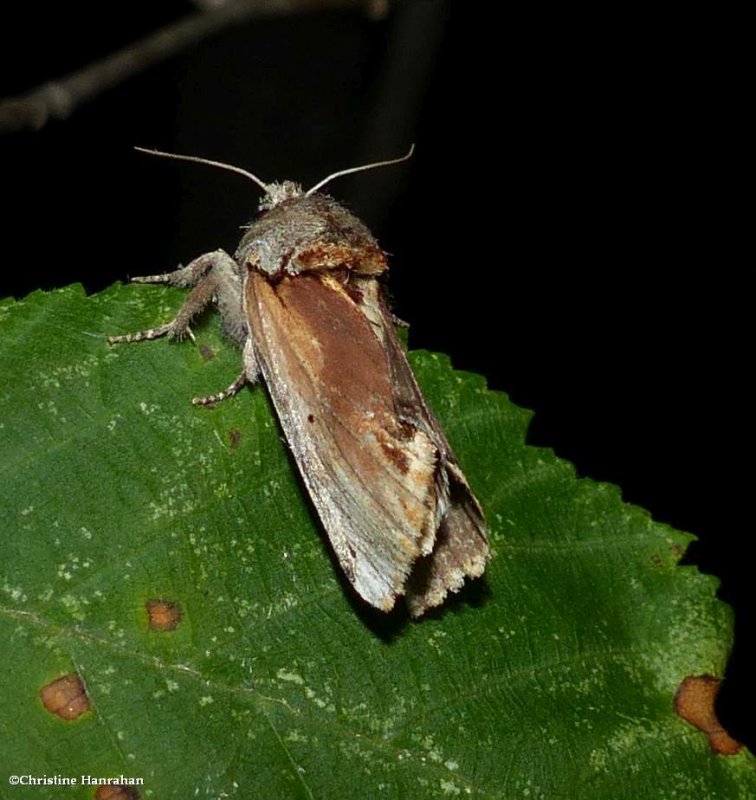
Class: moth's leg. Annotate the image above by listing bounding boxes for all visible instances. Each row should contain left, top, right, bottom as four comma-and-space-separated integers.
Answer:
108, 250, 245, 346
129, 250, 226, 288
192, 337, 261, 406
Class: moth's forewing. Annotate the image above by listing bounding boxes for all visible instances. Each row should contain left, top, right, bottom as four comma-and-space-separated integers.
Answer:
378, 303, 489, 615
246, 269, 489, 614
246, 271, 440, 609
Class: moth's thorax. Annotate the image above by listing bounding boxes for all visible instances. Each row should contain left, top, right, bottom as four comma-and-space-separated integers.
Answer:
235, 192, 387, 278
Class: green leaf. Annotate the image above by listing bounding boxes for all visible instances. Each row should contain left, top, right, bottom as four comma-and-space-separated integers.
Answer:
1, 284, 753, 799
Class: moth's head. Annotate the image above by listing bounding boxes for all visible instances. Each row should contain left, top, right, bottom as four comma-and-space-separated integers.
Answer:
133, 145, 415, 213
258, 180, 304, 211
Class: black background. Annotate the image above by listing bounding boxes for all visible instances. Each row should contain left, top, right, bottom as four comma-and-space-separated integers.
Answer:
3, 2, 751, 750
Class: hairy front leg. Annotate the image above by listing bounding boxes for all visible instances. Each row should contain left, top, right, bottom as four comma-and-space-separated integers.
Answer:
108, 249, 257, 405
108, 249, 245, 346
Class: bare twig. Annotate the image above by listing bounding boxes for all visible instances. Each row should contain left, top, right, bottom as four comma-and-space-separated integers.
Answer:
0, 0, 373, 135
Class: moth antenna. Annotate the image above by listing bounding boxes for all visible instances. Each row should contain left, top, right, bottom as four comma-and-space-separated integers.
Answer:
305, 144, 415, 196
134, 147, 270, 194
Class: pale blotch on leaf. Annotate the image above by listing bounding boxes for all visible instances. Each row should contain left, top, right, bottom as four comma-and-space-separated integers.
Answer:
146, 599, 182, 632
674, 674, 742, 755
40, 673, 91, 721
95, 785, 140, 800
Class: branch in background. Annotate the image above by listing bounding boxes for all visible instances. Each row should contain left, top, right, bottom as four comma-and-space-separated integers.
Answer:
191, 0, 386, 13
0, 0, 381, 135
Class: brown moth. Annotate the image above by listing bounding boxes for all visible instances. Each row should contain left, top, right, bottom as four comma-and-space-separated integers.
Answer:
109, 147, 489, 617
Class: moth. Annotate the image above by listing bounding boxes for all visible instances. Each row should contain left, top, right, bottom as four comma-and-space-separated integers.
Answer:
109, 147, 489, 617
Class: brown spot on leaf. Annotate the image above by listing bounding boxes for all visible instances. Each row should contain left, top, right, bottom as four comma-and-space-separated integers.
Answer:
307, 414, 316, 423
146, 599, 182, 632
674, 675, 742, 754
650, 553, 663, 568
95, 786, 140, 800
198, 343, 215, 361
669, 543, 685, 559
40, 673, 91, 720
229, 428, 242, 448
